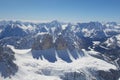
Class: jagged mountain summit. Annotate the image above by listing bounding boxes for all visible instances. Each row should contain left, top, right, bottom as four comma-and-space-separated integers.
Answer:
0, 20, 120, 80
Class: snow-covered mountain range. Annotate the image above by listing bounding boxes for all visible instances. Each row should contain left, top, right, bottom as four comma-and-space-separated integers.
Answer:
0, 20, 120, 80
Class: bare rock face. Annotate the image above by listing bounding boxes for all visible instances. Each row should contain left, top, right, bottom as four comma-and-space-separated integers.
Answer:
116, 58, 120, 70
31, 34, 77, 62
32, 35, 41, 50
32, 34, 53, 50
61, 72, 86, 80
0, 46, 18, 78
98, 69, 120, 80
32, 34, 67, 50
41, 34, 53, 50
55, 35, 67, 50
60, 69, 120, 80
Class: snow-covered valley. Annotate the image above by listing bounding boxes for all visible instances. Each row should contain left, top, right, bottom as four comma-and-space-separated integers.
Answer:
2, 45, 117, 80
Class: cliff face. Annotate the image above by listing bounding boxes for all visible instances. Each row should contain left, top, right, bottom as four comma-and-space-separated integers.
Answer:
32, 34, 54, 50
55, 35, 67, 50
98, 69, 120, 80
32, 34, 68, 50
0, 46, 18, 78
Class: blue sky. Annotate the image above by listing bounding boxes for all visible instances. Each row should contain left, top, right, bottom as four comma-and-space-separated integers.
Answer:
0, 0, 120, 22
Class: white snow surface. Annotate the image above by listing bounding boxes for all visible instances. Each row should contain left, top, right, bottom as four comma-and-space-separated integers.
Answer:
51, 27, 56, 33
1, 45, 117, 80
61, 24, 67, 30
93, 41, 100, 45
7, 45, 31, 54
36, 32, 48, 36
116, 34, 120, 47
82, 28, 94, 37
18, 24, 36, 33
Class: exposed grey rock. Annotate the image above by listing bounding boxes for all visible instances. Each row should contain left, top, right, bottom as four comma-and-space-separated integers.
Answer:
115, 58, 120, 70
32, 34, 54, 50
98, 69, 120, 80
41, 34, 54, 50
61, 72, 87, 80
55, 35, 67, 50
0, 46, 18, 78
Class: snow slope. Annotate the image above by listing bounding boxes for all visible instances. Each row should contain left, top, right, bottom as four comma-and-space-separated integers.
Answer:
7, 45, 31, 54
1, 45, 117, 80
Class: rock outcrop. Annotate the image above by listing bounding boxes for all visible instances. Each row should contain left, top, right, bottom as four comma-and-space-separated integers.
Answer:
0, 46, 18, 78
98, 69, 120, 80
